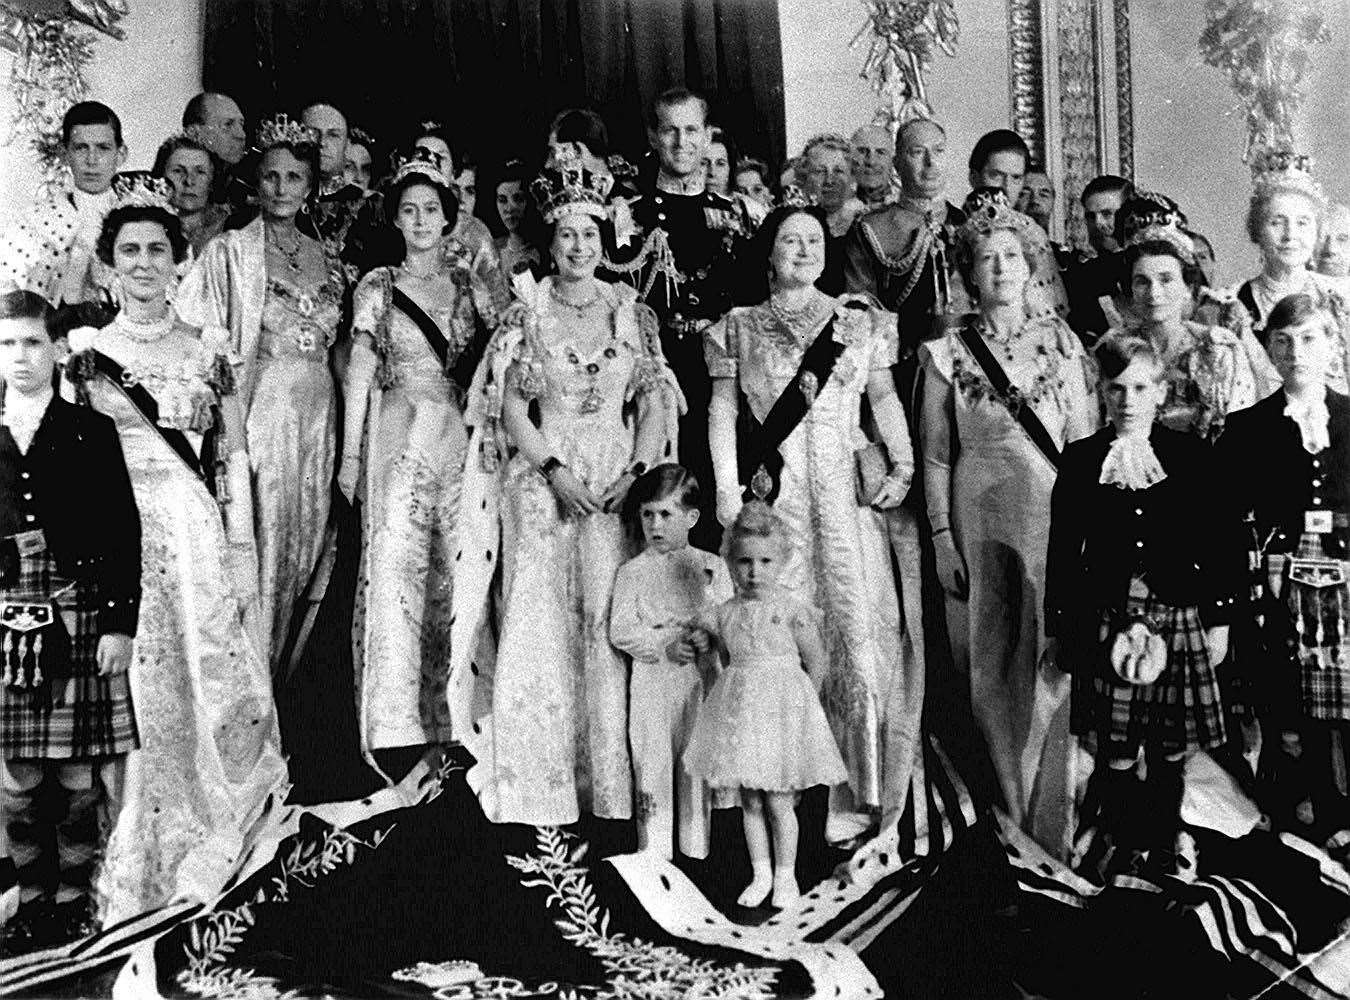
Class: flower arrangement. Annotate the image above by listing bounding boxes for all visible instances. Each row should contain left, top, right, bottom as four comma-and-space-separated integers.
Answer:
1198, 0, 1331, 160
850, 0, 959, 129
1, 0, 129, 196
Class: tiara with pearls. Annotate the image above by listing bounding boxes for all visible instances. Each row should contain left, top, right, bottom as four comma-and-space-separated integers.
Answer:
111, 172, 176, 214
255, 113, 320, 152
1121, 191, 1195, 262
530, 147, 613, 224
390, 147, 452, 188
1251, 144, 1324, 203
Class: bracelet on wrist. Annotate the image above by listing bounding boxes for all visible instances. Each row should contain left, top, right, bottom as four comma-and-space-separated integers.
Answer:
341, 453, 359, 466
539, 456, 564, 479
931, 526, 951, 536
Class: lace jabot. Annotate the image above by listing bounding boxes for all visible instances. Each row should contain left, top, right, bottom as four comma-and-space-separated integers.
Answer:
1099, 432, 1166, 491
1284, 392, 1331, 455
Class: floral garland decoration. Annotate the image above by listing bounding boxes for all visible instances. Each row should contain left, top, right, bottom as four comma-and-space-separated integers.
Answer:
850, 0, 959, 130
1, 0, 129, 196
1198, 0, 1331, 160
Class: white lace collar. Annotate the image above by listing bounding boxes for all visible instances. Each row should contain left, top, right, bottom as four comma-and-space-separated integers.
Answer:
1099, 431, 1166, 491
1283, 390, 1331, 454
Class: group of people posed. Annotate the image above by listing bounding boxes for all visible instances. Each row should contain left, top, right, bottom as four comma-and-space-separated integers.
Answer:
0, 79, 1346, 951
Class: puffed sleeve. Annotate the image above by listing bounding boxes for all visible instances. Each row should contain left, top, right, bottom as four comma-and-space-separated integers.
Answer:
869, 308, 900, 371
703, 310, 740, 378
625, 304, 686, 413
350, 268, 387, 339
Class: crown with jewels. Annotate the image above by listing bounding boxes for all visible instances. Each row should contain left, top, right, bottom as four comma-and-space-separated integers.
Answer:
111, 172, 176, 214
1121, 190, 1195, 262
1250, 143, 1324, 203
530, 147, 613, 224
390, 147, 452, 188
255, 113, 320, 152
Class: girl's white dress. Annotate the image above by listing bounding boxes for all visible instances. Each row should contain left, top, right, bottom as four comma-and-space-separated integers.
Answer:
684, 591, 848, 792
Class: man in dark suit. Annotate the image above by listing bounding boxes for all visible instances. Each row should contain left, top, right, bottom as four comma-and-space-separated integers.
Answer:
0, 290, 141, 947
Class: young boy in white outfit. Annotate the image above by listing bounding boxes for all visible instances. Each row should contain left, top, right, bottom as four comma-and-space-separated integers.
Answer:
610, 464, 731, 859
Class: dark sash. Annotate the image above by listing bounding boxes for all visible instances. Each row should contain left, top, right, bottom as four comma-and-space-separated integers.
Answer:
392, 285, 450, 369
89, 351, 215, 491
956, 322, 1061, 471
736, 308, 853, 503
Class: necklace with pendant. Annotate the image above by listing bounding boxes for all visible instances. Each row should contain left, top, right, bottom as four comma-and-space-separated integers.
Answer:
267, 225, 305, 275
981, 318, 1024, 362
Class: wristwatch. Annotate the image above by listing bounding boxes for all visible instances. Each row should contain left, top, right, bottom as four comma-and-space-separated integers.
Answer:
539, 456, 564, 478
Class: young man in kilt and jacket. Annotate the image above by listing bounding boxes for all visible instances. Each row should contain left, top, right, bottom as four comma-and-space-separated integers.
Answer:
0, 289, 141, 948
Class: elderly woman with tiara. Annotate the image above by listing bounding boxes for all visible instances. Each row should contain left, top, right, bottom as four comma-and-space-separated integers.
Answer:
177, 114, 347, 672
446, 152, 683, 826
338, 148, 498, 779
63, 174, 286, 924
919, 196, 1096, 859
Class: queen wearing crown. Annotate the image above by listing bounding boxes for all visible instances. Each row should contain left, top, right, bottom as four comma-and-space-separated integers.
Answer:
338, 151, 498, 779
446, 155, 683, 825
62, 174, 286, 924
177, 114, 347, 672
1110, 192, 1279, 439
704, 194, 922, 844
919, 200, 1096, 859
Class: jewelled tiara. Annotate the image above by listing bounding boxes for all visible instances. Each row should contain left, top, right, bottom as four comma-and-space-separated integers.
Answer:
111, 172, 176, 214
255, 113, 320, 151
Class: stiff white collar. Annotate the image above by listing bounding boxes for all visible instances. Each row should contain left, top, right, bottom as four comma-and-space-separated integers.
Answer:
3, 386, 53, 454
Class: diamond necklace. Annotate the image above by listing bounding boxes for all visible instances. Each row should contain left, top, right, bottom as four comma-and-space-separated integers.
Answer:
113, 309, 175, 344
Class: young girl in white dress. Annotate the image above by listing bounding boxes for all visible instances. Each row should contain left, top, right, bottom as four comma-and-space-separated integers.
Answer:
683, 502, 848, 909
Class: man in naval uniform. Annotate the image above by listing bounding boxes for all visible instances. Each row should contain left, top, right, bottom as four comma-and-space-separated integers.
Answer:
843, 116, 965, 412
606, 87, 745, 547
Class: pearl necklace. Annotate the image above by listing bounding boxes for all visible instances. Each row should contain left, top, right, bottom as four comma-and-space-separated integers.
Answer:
112, 309, 175, 344
398, 262, 441, 282
1254, 271, 1313, 316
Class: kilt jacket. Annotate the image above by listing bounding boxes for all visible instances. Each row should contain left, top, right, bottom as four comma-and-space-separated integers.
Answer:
0, 395, 141, 637
1045, 425, 1246, 642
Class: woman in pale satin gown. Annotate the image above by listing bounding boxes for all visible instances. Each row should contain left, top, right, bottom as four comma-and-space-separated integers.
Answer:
338, 152, 496, 778
920, 201, 1096, 860
177, 115, 344, 671
704, 203, 918, 845
447, 157, 683, 826
66, 188, 286, 924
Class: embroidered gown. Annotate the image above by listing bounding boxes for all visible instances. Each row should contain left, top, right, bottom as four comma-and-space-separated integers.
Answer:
176, 221, 344, 670
348, 264, 492, 766
919, 315, 1095, 858
69, 320, 287, 925
704, 298, 919, 822
448, 278, 683, 826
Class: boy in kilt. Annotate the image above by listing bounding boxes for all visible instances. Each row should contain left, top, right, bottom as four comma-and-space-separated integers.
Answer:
0, 289, 140, 948
1044, 332, 1245, 881
1218, 292, 1350, 841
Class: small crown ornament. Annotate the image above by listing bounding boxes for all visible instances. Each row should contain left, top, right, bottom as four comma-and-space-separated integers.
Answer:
111, 172, 176, 214
255, 113, 320, 152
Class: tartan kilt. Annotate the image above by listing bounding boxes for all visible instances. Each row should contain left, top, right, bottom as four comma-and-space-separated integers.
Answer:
0, 547, 137, 759
1069, 594, 1226, 756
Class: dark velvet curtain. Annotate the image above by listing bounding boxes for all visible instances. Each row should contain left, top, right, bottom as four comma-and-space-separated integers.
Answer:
202, 0, 786, 171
